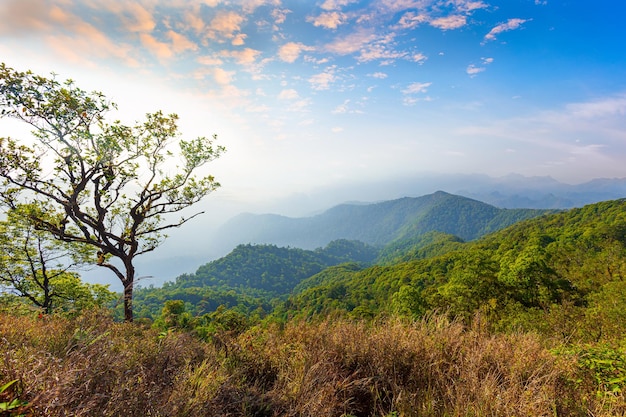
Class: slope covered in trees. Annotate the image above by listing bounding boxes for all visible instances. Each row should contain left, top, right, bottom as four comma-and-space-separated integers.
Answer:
281, 199, 626, 342
132, 239, 378, 318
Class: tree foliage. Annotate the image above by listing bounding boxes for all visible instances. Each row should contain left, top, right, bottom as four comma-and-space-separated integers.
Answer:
0, 206, 115, 314
0, 64, 224, 321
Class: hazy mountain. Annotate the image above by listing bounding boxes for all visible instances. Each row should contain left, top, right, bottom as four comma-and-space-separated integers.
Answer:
215, 191, 554, 250
107, 174, 626, 289
418, 174, 626, 209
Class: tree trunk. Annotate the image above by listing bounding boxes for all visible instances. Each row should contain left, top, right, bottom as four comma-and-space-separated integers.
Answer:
123, 281, 133, 322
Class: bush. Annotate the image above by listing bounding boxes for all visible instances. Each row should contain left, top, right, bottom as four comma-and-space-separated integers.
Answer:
1, 311, 624, 416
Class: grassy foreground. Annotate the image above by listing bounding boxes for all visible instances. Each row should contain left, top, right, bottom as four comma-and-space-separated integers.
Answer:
1, 310, 624, 416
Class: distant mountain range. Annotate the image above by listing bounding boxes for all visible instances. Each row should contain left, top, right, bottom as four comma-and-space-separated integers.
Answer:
215, 191, 555, 250
125, 174, 626, 288
405, 174, 626, 209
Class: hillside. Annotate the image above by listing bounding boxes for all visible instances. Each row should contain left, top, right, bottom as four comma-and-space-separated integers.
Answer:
282, 198, 626, 341
216, 191, 554, 250
132, 239, 378, 318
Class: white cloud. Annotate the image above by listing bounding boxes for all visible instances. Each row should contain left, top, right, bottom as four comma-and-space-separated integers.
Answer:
221, 48, 261, 66
197, 55, 223, 66
369, 72, 388, 79
271, 8, 291, 27
332, 99, 350, 114
565, 95, 626, 119
402, 82, 432, 106
213, 67, 234, 84
466, 64, 485, 76
231, 33, 247, 46
403, 82, 432, 95
309, 68, 337, 90
430, 15, 467, 30
484, 18, 530, 42
324, 29, 377, 55
411, 53, 428, 64
119, 3, 155, 33
208, 10, 246, 40
321, 0, 357, 11
357, 43, 407, 63
308, 11, 347, 29
278, 89, 299, 100
395, 11, 429, 30
167, 30, 198, 54
466, 57, 493, 77
452, 0, 488, 13
278, 42, 313, 63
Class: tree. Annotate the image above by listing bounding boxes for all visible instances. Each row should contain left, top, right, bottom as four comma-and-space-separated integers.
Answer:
0, 64, 225, 321
0, 206, 115, 314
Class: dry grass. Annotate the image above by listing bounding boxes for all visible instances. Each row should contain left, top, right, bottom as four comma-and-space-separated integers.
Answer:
1, 311, 624, 416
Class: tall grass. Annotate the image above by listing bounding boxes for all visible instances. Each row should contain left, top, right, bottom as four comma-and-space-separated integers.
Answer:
1, 311, 624, 416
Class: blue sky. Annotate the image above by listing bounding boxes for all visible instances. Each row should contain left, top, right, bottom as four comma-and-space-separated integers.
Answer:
1, 0, 626, 210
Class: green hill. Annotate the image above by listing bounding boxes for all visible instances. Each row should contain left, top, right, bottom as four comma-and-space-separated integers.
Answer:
132, 239, 378, 318
281, 199, 626, 341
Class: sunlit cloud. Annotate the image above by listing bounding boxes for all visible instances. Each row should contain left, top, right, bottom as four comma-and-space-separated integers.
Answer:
213, 67, 235, 85
197, 55, 223, 66
324, 29, 377, 55
430, 15, 466, 30
184, 9, 206, 35
167, 30, 198, 54
207, 10, 246, 41
453, 0, 489, 13
220, 48, 261, 66
395, 11, 429, 30
140, 33, 174, 60
309, 67, 337, 90
0, 0, 51, 34
321, 0, 358, 10
271, 8, 291, 27
484, 18, 530, 42
117, 3, 156, 33
44, 6, 139, 67
466, 57, 493, 77
278, 42, 313, 63
308, 11, 347, 29
403, 82, 432, 95
402, 81, 432, 106
278, 89, 299, 100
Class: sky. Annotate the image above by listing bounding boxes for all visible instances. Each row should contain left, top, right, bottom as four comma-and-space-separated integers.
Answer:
1, 0, 626, 285
1, 0, 626, 206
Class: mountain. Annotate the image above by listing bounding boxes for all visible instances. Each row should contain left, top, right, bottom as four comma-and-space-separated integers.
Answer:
215, 191, 555, 250
449, 174, 626, 208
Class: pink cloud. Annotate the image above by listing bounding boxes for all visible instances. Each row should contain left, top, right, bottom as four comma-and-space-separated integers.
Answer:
308, 11, 346, 29
430, 15, 467, 30
278, 42, 313, 63
484, 18, 530, 42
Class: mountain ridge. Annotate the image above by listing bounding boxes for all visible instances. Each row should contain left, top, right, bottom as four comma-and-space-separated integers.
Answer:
215, 191, 555, 250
